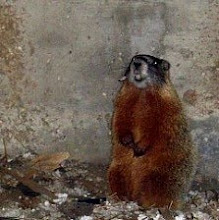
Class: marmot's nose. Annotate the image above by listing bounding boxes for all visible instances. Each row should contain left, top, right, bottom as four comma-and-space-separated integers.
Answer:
133, 61, 141, 69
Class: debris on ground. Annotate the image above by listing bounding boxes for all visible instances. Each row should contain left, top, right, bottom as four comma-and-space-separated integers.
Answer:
0, 153, 218, 219
0, 152, 70, 202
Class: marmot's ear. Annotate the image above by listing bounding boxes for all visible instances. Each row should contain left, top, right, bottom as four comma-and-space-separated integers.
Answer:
161, 60, 171, 71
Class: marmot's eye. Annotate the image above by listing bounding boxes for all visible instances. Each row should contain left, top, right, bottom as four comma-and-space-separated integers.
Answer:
153, 61, 157, 65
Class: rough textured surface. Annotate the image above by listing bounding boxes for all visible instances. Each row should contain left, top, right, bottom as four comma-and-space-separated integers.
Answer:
0, 155, 218, 219
0, 0, 218, 185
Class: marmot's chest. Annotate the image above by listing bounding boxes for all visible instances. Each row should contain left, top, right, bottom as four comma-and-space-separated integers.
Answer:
118, 94, 155, 122
116, 93, 162, 143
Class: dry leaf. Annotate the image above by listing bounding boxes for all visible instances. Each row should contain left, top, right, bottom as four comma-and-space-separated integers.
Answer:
29, 152, 70, 171
24, 152, 70, 179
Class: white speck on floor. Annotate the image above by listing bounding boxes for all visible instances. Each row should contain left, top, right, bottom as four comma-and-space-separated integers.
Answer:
137, 213, 148, 220
175, 214, 186, 220
79, 216, 93, 220
53, 193, 68, 204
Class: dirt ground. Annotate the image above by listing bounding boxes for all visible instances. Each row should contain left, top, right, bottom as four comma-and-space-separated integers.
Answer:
0, 153, 218, 220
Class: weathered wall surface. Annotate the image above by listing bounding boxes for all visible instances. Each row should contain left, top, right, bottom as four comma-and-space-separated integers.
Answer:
0, 0, 218, 186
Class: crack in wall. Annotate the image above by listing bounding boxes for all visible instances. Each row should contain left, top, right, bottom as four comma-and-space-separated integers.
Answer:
0, 3, 24, 107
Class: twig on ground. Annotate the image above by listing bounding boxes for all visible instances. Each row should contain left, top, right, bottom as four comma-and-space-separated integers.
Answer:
0, 166, 56, 200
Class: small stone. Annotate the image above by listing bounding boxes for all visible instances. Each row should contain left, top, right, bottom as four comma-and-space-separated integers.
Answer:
79, 216, 93, 220
175, 214, 186, 220
183, 89, 197, 105
17, 46, 23, 51
53, 193, 68, 204
186, 213, 193, 219
44, 200, 50, 207
23, 152, 33, 158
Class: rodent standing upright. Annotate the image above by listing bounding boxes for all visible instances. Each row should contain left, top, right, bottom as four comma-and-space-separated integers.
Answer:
108, 54, 198, 209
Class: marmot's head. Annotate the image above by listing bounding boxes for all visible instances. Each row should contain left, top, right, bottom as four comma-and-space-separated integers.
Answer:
120, 55, 171, 89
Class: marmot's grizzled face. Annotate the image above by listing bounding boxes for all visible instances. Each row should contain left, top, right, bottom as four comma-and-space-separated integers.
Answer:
120, 55, 171, 89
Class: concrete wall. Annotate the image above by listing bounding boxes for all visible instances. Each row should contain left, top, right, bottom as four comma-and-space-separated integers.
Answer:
0, 0, 218, 186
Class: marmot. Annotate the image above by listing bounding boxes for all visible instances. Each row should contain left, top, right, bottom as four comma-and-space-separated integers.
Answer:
108, 54, 198, 209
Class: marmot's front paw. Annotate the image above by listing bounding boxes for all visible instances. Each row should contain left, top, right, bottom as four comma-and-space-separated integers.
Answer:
133, 145, 152, 157
133, 147, 146, 157
120, 134, 135, 148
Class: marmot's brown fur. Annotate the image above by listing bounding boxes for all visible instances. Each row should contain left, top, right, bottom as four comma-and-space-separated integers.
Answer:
108, 55, 198, 209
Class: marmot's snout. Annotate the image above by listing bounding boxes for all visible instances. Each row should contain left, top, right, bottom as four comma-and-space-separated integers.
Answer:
131, 58, 148, 82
